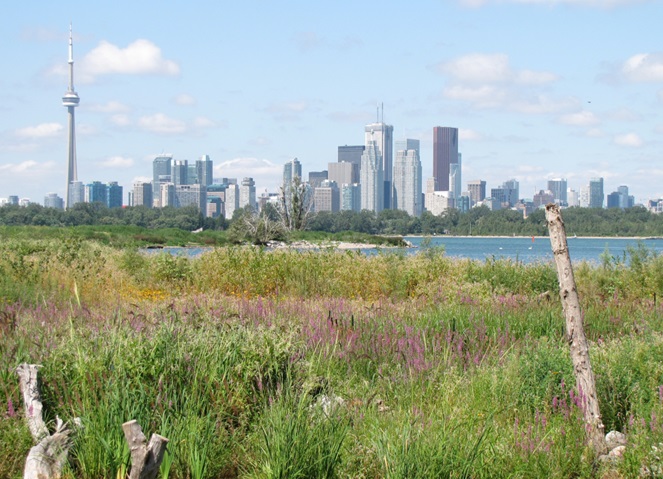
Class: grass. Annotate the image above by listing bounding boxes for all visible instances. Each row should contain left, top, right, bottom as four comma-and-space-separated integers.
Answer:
1, 236, 663, 477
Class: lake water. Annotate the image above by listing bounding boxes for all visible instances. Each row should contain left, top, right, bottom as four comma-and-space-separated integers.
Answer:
145, 236, 663, 264
402, 236, 663, 264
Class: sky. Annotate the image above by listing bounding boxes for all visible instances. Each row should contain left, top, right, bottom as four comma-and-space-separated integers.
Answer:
2, 0, 663, 205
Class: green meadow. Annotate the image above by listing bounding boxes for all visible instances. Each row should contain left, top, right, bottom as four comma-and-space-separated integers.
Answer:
2, 236, 663, 478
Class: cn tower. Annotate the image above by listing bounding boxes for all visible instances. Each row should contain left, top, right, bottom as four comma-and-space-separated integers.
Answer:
62, 24, 80, 209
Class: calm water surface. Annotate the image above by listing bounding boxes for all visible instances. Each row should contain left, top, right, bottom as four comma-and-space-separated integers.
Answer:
144, 236, 663, 264
403, 236, 663, 264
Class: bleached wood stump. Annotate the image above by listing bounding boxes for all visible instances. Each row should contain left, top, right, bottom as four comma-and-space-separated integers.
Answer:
123, 420, 169, 479
16, 363, 77, 479
545, 204, 607, 456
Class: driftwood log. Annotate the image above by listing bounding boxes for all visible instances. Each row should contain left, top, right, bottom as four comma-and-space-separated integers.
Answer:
545, 204, 607, 455
16, 363, 78, 479
123, 420, 169, 479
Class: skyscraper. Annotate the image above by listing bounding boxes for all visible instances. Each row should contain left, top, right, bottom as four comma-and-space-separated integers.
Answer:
449, 153, 462, 203
433, 127, 458, 192
338, 145, 363, 183
547, 178, 568, 205
588, 177, 604, 208
393, 139, 422, 217
107, 181, 123, 208
240, 177, 256, 210
196, 155, 214, 186
360, 137, 384, 213
172, 160, 188, 186
63, 25, 80, 209
283, 158, 302, 186
467, 180, 486, 205
364, 120, 393, 208
152, 155, 172, 203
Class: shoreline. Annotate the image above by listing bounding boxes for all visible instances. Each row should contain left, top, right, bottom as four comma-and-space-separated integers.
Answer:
404, 235, 663, 240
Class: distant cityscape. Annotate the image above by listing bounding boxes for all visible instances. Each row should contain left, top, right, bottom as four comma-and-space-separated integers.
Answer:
2, 27, 663, 217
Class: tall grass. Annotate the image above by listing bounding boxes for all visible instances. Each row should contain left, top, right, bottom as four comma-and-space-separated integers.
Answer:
2, 238, 663, 477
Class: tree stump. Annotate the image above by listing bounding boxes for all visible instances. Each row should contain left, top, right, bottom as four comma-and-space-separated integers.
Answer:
16, 363, 78, 479
123, 420, 169, 479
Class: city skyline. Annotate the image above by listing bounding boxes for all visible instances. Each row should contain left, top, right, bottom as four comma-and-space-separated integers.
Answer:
1, 1, 662, 204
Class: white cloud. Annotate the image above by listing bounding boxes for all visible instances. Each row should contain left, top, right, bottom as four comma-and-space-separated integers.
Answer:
99, 156, 134, 168
110, 114, 131, 127
14, 123, 63, 139
437, 53, 557, 85
0, 160, 39, 173
76, 39, 180, 82
216, 158, 282, 191
622, 53, 663, 82
138, 113, 187, 134
192, 117, 216, 128
444, 85, 507, 107
438, 53, 511, 84
585, 128, 604, 137
459, 128, 483, 141
559, 110, 599, 126
87, 101, 130, 113
174, 93, 196, 106
614, 132, 644, 147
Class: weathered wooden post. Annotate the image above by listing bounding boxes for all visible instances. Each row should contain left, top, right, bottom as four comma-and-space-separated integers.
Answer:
16, 363, 78, 479
545, 203, 607, 455
123, 420, 169, 479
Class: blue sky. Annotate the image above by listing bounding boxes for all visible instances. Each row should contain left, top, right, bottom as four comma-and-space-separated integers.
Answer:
2, 0, 662, 205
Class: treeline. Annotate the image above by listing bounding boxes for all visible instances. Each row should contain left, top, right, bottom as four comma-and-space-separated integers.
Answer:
309, 206, 663, 237
2, 202, 663, 237
0, 202, 226, 231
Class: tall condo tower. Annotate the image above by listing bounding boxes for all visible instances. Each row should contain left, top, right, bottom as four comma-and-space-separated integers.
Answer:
432, 126, 458, 192
63, 25, 80, 209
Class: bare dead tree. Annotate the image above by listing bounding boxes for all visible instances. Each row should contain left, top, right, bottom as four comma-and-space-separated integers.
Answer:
545, 203, 607, 456
278, 176, 314, 231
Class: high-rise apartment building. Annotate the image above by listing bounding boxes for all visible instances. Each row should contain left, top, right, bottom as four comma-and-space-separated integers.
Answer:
360, 138, 384, 213
308, 170, 328, 188
567, 188, 580, 207
449, 153, 462, 203
313, 180, 340, 213
85, 181, 107, 204
364, 122, 393, 208
283, 158, 302, 186
196, 154, 214, 186
341, 184, 361, 212
160, 183, 175, 208
337, 145, 363, 183
107, 181, 123, 208
175, 184, 206, 210
393, 139, 422, 217
588, 177, 604, 208
467, 180, 486, 205
225, 183, 239, 219
338, 145, 365, 164
44, 193, 64, 210
547, 178, 568, 205
328, 162, 355, 187
172, 160, 188, 186
152, 155, 172, 201
239, 177, 256, 210
132, 182, 153, 208
433, 126, 458, 192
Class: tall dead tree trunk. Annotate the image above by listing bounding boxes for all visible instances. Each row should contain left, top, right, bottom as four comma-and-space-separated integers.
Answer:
545, 203, 607, 456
